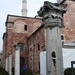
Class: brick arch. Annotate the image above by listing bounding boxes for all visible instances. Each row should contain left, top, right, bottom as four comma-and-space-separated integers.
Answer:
13, 19, 28, 33
14, 19, 27, 25
14, 18, 27, 24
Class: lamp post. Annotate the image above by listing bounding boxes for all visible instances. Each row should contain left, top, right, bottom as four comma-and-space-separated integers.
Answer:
38, 1, 66, 75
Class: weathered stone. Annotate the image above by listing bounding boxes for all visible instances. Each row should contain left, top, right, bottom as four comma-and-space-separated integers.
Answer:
38, 1, 66, 75
38, 1, 66, 28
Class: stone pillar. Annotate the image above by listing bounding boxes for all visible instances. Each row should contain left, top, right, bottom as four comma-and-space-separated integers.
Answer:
5, 56, 9, 71
38, 1, 66, 75
14, 44, 20, 75
8, 54, 12, 75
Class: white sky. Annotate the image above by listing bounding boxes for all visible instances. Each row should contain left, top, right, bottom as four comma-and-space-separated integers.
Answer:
0, 0, 57, 52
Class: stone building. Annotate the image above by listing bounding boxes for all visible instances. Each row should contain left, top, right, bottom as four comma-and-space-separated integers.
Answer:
2, 14, 42, 70
2, 0, 75, 73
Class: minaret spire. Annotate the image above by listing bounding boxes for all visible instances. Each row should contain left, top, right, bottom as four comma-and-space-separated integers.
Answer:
21, 0, 27, 16
57, 0, 63, 3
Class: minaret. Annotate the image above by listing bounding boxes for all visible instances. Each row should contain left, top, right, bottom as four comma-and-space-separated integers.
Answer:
21, 0, 27, 16
57, 0, 63, 3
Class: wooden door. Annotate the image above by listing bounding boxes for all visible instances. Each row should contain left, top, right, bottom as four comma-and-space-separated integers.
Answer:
20, 57, 25, 69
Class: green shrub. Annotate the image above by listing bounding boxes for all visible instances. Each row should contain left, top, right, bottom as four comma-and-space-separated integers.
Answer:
0, 67, 9, 75
20, 68, 34, 75
64, 68, 75, 75
8, 67, 35, 75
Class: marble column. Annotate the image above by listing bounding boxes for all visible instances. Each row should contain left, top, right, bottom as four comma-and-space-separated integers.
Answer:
5, 56, 9, 71
14, 44, 20, 75
38, 1, 66, 75
8, 54, 12, 75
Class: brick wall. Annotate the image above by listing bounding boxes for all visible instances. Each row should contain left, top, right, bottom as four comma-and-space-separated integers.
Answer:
3, 15, 42, 68
61, 1, 75, 41
27, 25, 45, 72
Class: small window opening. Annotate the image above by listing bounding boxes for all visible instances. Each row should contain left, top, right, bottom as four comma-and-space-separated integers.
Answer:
24, 25, 27, 30
38, 44, 40, 51
61, 35, 64, 40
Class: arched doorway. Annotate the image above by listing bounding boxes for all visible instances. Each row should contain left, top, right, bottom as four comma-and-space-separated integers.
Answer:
20, 57, 25, 69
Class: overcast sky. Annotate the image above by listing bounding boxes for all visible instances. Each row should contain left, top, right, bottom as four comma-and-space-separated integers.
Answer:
0, 0, 57, 52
